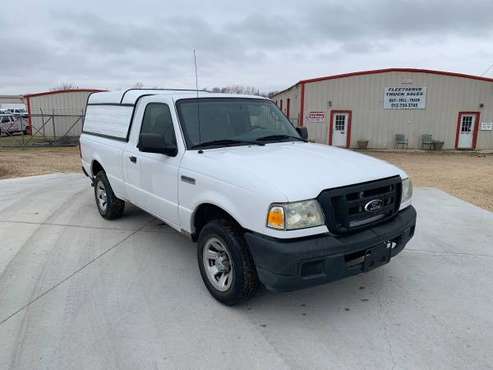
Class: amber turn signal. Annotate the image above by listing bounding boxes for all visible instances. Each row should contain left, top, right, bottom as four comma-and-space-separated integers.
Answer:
267, 206, 285, 230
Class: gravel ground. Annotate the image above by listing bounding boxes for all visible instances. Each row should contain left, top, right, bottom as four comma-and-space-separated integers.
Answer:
365, 151, 493, 212
0, 147, 80, 179
1, 146, 492, 211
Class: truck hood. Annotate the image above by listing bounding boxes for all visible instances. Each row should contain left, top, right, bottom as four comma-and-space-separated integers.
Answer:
182, 142, 407, 201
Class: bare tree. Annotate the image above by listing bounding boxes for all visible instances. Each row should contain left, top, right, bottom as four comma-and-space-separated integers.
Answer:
206, 85, 267, 96
133, 82, 145, 88
50, 83, 79, 91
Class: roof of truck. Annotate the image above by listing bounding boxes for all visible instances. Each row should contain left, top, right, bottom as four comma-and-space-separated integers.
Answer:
88, 89, 269, 105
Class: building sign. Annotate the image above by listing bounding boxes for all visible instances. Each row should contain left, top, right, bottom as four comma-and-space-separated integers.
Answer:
384, 87, 427, 110
480, 122, 493, 131
305, 111, 326, 123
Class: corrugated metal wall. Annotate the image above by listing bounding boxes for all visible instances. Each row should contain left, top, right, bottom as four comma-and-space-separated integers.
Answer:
274, 71, 493, 149
28, 91, 94, 137
273, 84, 301, 125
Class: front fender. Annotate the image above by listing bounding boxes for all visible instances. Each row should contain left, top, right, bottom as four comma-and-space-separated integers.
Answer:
178, 171, 330, 239
178, 170, 277, 235
181, 188, 256, 234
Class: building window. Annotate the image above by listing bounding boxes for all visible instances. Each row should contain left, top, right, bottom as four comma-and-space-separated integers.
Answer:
461, 116, 473, 132
335, 115, 345, 131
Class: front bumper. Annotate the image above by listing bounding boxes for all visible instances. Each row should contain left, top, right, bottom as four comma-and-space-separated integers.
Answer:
244, 206, 416, 292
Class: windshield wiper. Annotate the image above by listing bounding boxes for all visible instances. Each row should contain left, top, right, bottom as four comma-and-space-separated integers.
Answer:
255, 134, 307, 143
191, 139, 265, 149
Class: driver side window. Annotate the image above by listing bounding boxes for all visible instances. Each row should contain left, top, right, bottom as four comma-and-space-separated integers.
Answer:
140, 103, 177, 147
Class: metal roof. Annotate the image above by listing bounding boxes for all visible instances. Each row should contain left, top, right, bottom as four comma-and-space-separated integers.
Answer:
24, 89, 105, 98
273, 68, 493, 97
0, 95, 24, 104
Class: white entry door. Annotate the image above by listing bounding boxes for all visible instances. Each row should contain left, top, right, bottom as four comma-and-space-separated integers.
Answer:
458, 113, 477, 149
332, 112, 349, 147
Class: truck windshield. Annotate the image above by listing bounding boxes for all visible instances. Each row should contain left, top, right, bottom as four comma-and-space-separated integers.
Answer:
176, 98, 302, 149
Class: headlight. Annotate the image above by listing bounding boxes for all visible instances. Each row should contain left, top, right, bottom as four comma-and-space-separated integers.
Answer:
401, 178, 413, 205
267, 200, 325, 230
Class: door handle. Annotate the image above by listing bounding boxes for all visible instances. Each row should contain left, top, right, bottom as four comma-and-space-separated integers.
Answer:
129, 155, 137, 163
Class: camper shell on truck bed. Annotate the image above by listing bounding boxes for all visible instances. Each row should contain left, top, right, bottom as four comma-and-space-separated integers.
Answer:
80, 89, 416, 305
83, 88, 209, 141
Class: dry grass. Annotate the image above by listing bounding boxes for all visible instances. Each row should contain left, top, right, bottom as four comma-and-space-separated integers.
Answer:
0, 147, 81, 179
366, 151, 493, 212
1, 146, 492, 212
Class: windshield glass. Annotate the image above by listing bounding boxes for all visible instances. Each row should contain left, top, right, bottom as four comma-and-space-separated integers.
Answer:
176, 98, 301, 149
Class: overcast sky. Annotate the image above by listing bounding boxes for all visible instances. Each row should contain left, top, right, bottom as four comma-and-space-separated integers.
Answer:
1, 0, 493, 94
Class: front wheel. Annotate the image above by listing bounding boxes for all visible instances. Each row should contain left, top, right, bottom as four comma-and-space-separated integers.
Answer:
197, 219, 258, 305
94, 171, 125, 220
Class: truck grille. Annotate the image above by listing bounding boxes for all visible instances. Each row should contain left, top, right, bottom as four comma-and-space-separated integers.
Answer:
317, 176, 402, 234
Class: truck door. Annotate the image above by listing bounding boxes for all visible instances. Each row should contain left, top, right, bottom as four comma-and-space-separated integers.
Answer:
124, 101, 181, 229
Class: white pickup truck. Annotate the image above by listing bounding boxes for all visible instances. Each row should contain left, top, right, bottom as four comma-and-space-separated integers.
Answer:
80, 89, 416, 305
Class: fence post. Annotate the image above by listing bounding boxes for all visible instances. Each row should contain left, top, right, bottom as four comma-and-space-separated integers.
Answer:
52, 111, 56, 143
40, 108, 45, 138
21, 116, 25, 147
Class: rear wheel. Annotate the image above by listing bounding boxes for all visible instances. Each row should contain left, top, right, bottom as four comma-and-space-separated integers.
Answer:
94, 171, 125, 219
197, 219, 258, 305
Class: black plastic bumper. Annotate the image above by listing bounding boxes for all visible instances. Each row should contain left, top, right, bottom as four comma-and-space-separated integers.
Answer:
244, 206, 416, 292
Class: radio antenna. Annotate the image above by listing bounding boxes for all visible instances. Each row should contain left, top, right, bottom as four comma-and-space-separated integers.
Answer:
481, 62, 493, 76
193, 49, 202, 143
193, 49, 199, 94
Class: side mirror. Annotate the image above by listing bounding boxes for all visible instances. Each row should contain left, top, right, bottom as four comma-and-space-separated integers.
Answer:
138, 133, 178, 157
296, 127, 308, 140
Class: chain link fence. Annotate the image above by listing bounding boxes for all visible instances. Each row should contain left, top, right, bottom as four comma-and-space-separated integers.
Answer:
0, 113, 84, 147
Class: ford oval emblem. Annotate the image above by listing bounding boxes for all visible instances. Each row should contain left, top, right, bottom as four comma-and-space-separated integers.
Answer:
364, 199, 383, 213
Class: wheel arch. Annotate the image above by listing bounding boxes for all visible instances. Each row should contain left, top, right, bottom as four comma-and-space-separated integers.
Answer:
191, 203, 244, 241
91, 159, 105, 177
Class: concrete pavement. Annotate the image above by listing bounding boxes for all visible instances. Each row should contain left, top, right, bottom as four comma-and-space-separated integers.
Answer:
0, 173, 492, 370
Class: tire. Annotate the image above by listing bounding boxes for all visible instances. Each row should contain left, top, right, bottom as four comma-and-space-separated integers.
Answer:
197, 219, 258, 305
94, 171, 125, 220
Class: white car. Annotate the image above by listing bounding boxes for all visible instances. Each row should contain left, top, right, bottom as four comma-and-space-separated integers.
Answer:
5, 108, 27, 116
80, 89, 416, 305
0, 114, 28, 135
